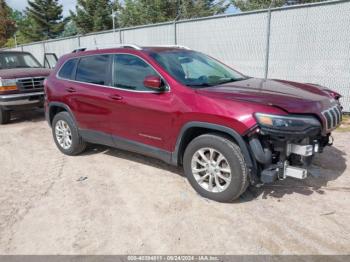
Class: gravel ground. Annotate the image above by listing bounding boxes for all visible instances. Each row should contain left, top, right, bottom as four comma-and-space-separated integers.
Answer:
0, 109, 349, 255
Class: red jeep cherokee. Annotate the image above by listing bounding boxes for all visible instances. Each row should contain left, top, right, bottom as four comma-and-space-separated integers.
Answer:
45, 45, 342, 202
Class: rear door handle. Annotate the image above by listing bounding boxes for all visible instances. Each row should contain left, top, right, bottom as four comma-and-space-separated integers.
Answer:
66, 87, 76, 93
109, 94, 123, 101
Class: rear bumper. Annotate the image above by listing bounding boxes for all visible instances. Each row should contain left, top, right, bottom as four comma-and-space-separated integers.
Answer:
0, 92, 44, 107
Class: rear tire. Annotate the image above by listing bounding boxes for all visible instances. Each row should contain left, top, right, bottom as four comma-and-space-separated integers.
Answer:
0, 107, 11, 125
52, 111, 87, 155
183, 133, 249, 202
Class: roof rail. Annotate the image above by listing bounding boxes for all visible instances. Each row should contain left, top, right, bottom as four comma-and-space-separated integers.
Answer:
72, 47, 87, 53
71, 44, 191, 53
72, 43, 142, 53
148, 45, 191, 50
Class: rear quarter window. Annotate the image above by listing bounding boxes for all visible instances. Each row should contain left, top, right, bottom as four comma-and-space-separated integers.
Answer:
58, 58, 78, 80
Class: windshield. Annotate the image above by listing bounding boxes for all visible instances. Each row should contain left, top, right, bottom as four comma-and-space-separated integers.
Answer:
150, 50, 247, 87
0, 52, 42, 69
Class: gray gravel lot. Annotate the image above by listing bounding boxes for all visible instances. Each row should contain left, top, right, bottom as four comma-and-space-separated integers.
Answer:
0, 109, 349, 254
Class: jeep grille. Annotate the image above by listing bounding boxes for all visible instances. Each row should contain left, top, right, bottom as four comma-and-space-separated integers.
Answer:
322, 105, 342, 130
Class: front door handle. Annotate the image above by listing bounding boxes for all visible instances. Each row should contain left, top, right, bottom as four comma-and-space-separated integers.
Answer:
109, 94, 123, 101
66, 87, 76, 93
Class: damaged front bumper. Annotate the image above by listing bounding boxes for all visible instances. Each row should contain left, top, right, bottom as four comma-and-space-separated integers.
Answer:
248, 129, 332, 184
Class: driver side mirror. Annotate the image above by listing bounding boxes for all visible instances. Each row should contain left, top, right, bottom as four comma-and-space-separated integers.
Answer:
143, 75, 164, 91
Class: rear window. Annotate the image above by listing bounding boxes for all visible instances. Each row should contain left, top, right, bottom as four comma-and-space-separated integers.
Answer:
58, 59, 78, 79
76, 55, 110, 85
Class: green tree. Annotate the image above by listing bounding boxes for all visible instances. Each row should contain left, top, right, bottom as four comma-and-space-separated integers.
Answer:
61, 19, 78, 37
70, 0, 121, 34
231, 0, 327, 12
231, 0, 285, 12
5, 9, 35, 46
119, 0, 173, 26
26, 0, 65, 40
179, 0, 229, 19
286, 0, 326, 5
119, 0, 229, 27
0, 0, 16, 47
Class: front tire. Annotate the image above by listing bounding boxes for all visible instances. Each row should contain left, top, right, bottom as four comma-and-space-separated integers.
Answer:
0, 107, 11, 125
183, 133, 248, 202
52, 111, 87, 155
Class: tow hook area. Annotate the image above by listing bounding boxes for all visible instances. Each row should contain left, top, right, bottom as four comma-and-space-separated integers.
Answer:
260, 160, 309, 183
283, 161, 307, 179
258, 141, 320, 184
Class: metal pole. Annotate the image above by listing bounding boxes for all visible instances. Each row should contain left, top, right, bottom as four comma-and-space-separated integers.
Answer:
174, 1, 181, 45
14, 33, 17, 48
174, 21, 177, 45
174, 13, 181, 45
112, 10, 116, 32
264, 5, 272, 80
77, 34, 81, 48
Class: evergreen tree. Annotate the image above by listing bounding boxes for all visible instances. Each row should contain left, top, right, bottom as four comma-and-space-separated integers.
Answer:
71, 0, 121, 34
26, 0, 65, 40
4, 9, 29, 47
119, 0, 229, 27
61, 19, 78, 37
0, 0, 16, 47
231, 0, 326, 12
231, 0, 284, 11
179, 0, 229, 19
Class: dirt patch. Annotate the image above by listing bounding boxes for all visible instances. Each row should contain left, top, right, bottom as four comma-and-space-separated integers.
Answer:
0, 110, 349, 254
337, 115, 350, 132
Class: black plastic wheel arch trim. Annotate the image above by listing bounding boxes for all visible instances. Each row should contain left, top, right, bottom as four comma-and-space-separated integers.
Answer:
172, 122, 255, 167
47, 102, 78, 127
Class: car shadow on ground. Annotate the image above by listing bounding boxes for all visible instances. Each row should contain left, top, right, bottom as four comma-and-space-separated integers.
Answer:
84, 144, 184, 177
9, 108, 45, 124
83, 143, 347, 203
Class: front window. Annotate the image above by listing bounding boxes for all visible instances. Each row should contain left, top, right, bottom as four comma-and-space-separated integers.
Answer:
150, 50, 247, 87
0, 52, 42, 69
112, 54, 160, 91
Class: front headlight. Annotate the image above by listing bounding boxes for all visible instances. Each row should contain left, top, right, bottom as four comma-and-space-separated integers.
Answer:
255, 113, 321, 132
0, 78, 18, 92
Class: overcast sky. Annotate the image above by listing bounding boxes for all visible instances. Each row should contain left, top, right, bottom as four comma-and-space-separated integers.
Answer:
7, 0, 237, 17
7, 0, 77, 17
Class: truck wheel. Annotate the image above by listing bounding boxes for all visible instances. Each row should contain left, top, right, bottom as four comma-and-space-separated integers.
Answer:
183, 133, 249, 202
0, 107, 11, 124
52, 111, 87, 156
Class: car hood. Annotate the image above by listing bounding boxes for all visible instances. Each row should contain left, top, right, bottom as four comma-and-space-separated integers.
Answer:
0, 68, 51, 79
196, 78, 336, 114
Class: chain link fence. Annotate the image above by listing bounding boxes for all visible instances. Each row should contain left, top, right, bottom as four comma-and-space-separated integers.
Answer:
5, 0, 350, 111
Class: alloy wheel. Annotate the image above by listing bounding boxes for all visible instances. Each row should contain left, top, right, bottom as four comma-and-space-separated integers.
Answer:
55, 120, 72, 150
191, 147, 232, 193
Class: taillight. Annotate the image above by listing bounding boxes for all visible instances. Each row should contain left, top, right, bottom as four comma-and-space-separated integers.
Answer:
0, 79, 18, 92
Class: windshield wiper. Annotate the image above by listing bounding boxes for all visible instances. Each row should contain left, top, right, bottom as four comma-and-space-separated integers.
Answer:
217, 77, 247, 85
187, 83, 212, 88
